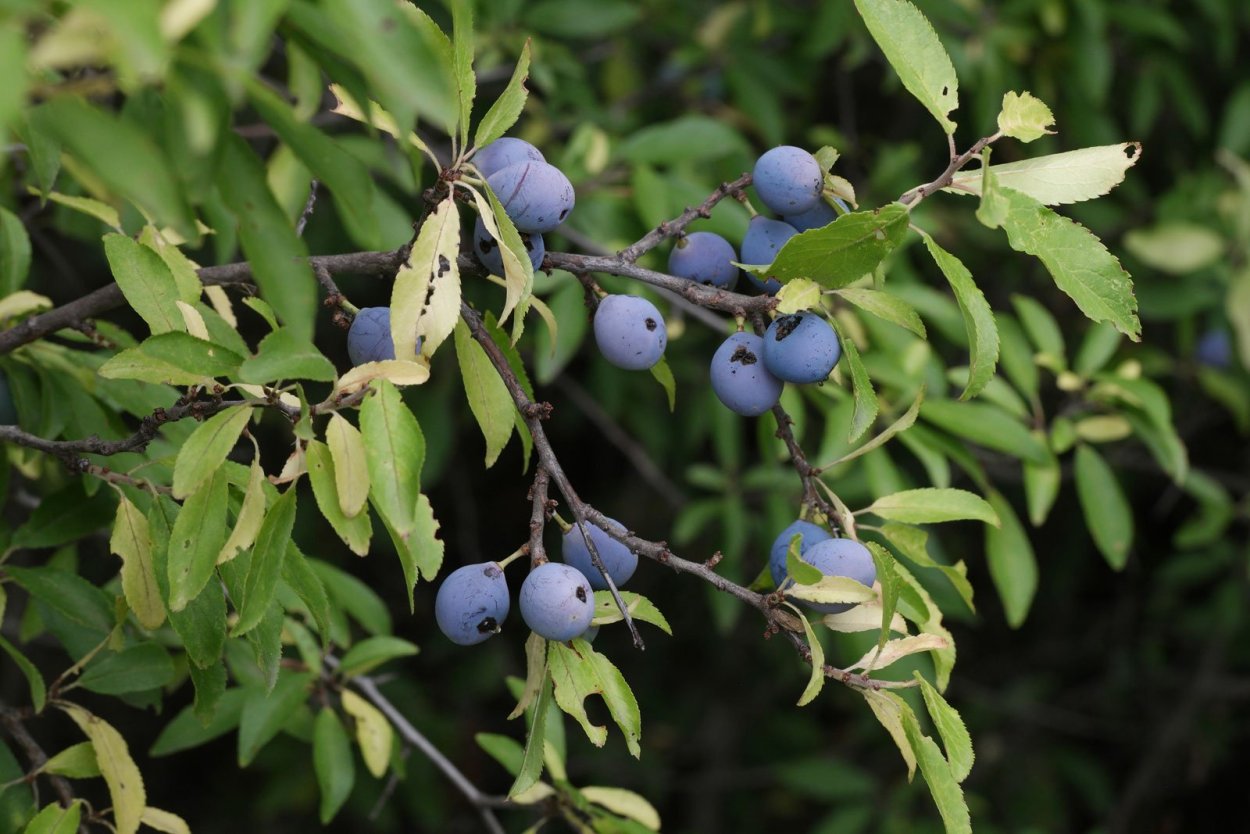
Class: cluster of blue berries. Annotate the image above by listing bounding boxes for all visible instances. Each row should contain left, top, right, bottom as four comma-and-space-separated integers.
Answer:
768, 519, 876, 612
435, 516, 638, 646
471, 137, 573, 276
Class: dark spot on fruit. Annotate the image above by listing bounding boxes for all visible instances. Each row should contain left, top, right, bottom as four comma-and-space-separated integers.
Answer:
575, 586, 587, 602
644, 317, 657, 331
730, 346, 758, 365
477, 617, 498, 634
775, 314, 801, 341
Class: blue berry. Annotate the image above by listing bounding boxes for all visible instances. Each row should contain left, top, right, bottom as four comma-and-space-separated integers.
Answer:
434, 562, 510, 646
762, 312, 841, 383
768, 520, 832, 588
473, 216, 545, 276
782, 197, 848, 232
472, 137, 545, 179
753, 146, 823, 214
562, 518, 638, 591
791, 538, 877, 615
668, 232, 738, 289
710, 332, 784, 416
487, 161, 576, 234
1196, 329, 1233, 369
520, 563, 596, 642
593, 295, 667, 371
347, 307, 397, 365
740, 216, 798, 295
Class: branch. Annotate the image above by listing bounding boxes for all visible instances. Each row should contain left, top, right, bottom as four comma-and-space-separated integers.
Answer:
616, 173, 753, 263
899, 132, 1002, 207
0, 701, 79, 813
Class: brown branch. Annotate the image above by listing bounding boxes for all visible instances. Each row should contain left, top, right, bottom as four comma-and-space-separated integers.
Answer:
0, 702, 78, 812
616, 173, 754, 263
528, 467, 551, 568
899, 132, 1002, 207
295, 179, 319, 237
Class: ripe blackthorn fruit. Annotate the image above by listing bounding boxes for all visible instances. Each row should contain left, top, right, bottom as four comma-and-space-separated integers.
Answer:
668, 231, 738, 289
520, 562, 596, 641
1196, 329, 1233, 369
562, 518, 638, 590
347, 307, 420, 365
709, 332, 784, 416
593, 295, 667, 370
768, 519, 832, 588
790, 538, 877, 615
473, 216, 544, 276
783, 197, 848, 232
763, 311, 842, 383
472, 137, 545, 179
753, 145, 823, 215
434, 562, 511, 646
487, 160, 576, 234
741, 216, 798, 295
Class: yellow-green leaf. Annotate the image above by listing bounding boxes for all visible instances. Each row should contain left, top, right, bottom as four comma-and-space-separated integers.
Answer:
853, 0, 959, 133
392, 197, 461, 359
111, 496, 164, 630
138, 807, 191, 834
453, 318, 515, 467
60, 704, 145, 834
218, 454, 268, 565
997, 91, 1055, 142
172, 406, 252, 499
341, 689, 393, 779
326, 414, 369, 518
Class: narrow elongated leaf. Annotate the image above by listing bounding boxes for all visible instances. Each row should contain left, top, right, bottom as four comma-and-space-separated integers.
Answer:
80, 644, 176, 695
453, 318, 515, 466
341, 689, 393, 778
239, 328, 336, 383
238, 672, 314, 766
751, 205, 910, 288
306, 440, 372, 555
360, 380, 425, 536
173, 406, 252, 499
862, 689, 917, 779
0, 634, 45, 712
219, 136, 316, 344
111, 497, 164, 630
167, 469, 229, 611
450, 0, 475, 145
326, 414, 369, 517
138, 808, 191, 834
836, 323, 879, 443
915, 673, 975, 782
853, 0, 959, 133
920, 233, 998, 400
921, 399, 1050, 464
548, 639, 641, 757
392, 197, 461, 359
877, 523, 974, 613
12, 482, 116, 552
850, 633, 950, 672
473, 40, 532, 148
313, 708, 355, 823
476, 185, 534, 337
218, 455, 268, 564
100, 332, 245, 385
234, 487, 297, 635
835, 287, 926, 337
510, 674, 552, 797
821, 387, 923, 469
6, 566, 113, 634
281, 545, 332, 640
949, 143, 1143, 206
864, 488, 999, 526
866, 541, 902, 654
339, 636, 419, 678
22, 799, 81, 834
105, 233, 186, 335
0, 206, 33, 295
795, 609, 825, 707
150, 688, 246, 757
581, 787, 662, 831
786, 576, 876, 606
984, 491, 1037, 627
1074, 444, 1133, 569
61, 704, 146, 834
901, 709, 972, 834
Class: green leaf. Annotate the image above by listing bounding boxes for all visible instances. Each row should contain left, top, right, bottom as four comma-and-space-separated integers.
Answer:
509, 673, 552, 798
360, 380, 425, 536
1011, 295, 1067, 370
980, 181, 1140, 340
339, 636, 419, 678
40, 743, 100, 779
475, 186, 533, 338
835, 288, 926, 338
862, 689, 917, 779
983, 491, 1037, 628
1022, 446, 1061, 526
150, 688, 246, 757
774, 277, 824, 315
997, 91, 1055, 142
1124, 222, 1225, 275
914, 673, 974, 782
306, 441, 372, 556
239, 328, 336, 383
6, 566, 112, 634
246, 81, 379, 250
997, 315, 1039, 401
450, 0, 475, 146
234, 487, 297, 636
392, 197, 461, 359
60, 704, 146, 834
188, 661, 227, 726
313, 708, 355, 824
137, 808, 191, 834
12, 481, 117, 551
1073, 444, 1133, 569
864, 488, 999, 526
649, 356, 677, 412
900, 708, 972, 834
836, 322, 879, 443
865, 541, 902, 652
281, 545, 332, 641
949, 143, 1143, 206
308, 561, 392, 636
794, 608, 826, 707
0, 206, 32, 295
36, 98, 194, 238
218, 135, 317, 344
581, 787, 662, 831
1074, 323, 1123, 377
326, 414, 369, 518
821, 387, 924, 470
103, 234, 184, 335
79, 643, 176, 695
785, 535, 825, 586
0, 634, 46, 712
853, 0, 960, 133
749, 205, 910, 289
238, 671, 314, 767
919, 233, 998, 400
218, 455, 268, 565
394, 494, 444, 608
473, 40, 532, 148
616, 115, 748, 165
785, 576, 876, 607
167, 469, 229, 611
340, 689, 393, 778
548, 639, 641, 757
172, 406, 253, 499
478, 733, 524, 777
589, 591, 672, 634
877, 523, 974, 613
921, 399, 1050, 464
22, 799, 81, 834
100, 332, 245, 385
110, 496, 164, 631
454, 318, 515, 466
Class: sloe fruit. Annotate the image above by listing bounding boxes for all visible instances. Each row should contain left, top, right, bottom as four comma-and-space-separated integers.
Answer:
434, 562, 511, 646
792, 538, 877, 615
562, 517, 638, 590
520, 562, 596, 641
487, 160, 576, 234
763, 311, 841, 383
709, 332, 784, 416
753, 145, 823, 215
473, 216, 545, 276
472, 137, 545, 179
593, 295, 667, 370
741, 216, 798, 295
668, 231, 738, 289
768, 519, 832, 588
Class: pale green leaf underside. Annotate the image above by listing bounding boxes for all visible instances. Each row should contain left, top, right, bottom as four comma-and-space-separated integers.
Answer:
949, 143, 1143, 206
